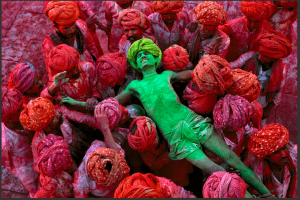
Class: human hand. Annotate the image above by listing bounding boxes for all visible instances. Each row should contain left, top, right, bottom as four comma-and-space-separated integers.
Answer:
186, 62, 194, 70
53, 71, 69, 87
60, 97, 78, 106
204, 45, 216, 55
94, 112, 110, 131
85, 14, 97, 29
86, 97, 99, 109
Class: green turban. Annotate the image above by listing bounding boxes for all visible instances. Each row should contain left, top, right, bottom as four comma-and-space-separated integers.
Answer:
127, 38, 162, 72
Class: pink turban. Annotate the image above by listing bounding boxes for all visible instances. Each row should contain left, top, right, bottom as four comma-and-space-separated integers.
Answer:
118, 9, 151, 30
162, 45, 189, 72
8, 62, 36, 93
194, 1, 227, 25
1, 87, 23, 123
94, 97, 122, 130
203, 171, 247, 198
241, 1, 274, 21
152, 1, 184, 14
96, 52, 127, 87
128, 116, 158, 152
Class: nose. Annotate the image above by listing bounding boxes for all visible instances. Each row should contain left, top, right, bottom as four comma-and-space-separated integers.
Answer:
69, 25, 76, 33
280, 149, 288, 158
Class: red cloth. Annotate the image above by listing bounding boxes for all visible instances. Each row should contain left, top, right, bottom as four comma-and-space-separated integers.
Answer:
152, 1, 183, 14
203, 171, 247, 198
7, 62, 36, 93
241, 1, 274, 21
226, 69, 260, 102
114, 185, 160, 198
96, 52, 127, 87
119, 105, 129, 125
1, 87, 23, 123
116, 1, 131, 5
87, 147, 130, 186
35, 134, 72, 177
192, 55, 233, 95
248, 123, 289, 159
280, 1, 297, 9
19, 97, 56, 131
162, 44, 189, 72
250, 100, 263, 130
128, 116, 157, 152
45, 1, 80, 25
118, 9, 151, 30
194, 1, 227, 25
183, 80, 218, 115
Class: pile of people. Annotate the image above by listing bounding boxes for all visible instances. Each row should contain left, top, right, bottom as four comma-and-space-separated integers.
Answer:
2, 1, 297, 198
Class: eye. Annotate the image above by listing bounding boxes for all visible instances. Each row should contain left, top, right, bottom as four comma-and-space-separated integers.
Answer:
144, 51, 149, 55
125, 30, 128, 33
137, 53, 142, 58
132, 28, 136, 31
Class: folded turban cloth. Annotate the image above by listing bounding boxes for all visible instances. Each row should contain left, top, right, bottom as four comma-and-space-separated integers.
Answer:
192, 55, 233, 95
35, 134, 72, 177
118, 9, 151, 30
256, 29, 292, 59
96, 52, 127, 87
248, 123, 289, 158
87, 147, 130, 186
213, 94, 253, 132
183, 80, 218, 115
128, 116, 158, 152
8, 62, 36, 93
241, 1, 274, 21
280, 1, 297, 9
125, 104, 146, 118
45, 1, 80, 25
152, 1, 184, 14
250, 100, 263, 130
203, 171, 247, 198
116, 1, 131, 5
162, 45, 189, 72
94, 97, 122, 130
115, 185, 161, 198
226, 69, 260, 102
114, 173, 163, 198
48, 44, 80, 77
194, 1, 227, 25
1, 87, 23, 123
19, 97, 56, 131
127, 38, 162, 71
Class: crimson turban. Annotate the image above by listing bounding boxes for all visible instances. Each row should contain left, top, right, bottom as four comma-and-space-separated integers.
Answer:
128, 116, 158, 152
19, 97, 56, 131
280, 1, 297, 9
203, 171, 247, 198
226, 69, 260, 102
250, 100, 263, 130
8, 62, 36, 93
35, 134, 72, 177
183, 80, 218, 115
118, 9, 151, 30
94, 97, 122, 130
192, 55, 233, 95
248, 123, 289, 159
194, 1, 227, 25
45, 1, 79, 25
87, 147, 130, 186
1, 87, 23, 123
256, 29, 292, 59
152, 1, 184, 14
162, 45, 189, 72
96, 52, 127, 87
241, 1, 274, 21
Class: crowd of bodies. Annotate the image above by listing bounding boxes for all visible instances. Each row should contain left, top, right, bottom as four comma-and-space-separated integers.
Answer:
1, 1, 298, 198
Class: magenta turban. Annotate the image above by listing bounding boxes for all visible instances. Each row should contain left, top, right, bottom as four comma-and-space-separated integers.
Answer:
1, 86, 23, 123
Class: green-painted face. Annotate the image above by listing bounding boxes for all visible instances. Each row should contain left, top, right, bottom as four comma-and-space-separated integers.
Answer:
136, 50, 159, 70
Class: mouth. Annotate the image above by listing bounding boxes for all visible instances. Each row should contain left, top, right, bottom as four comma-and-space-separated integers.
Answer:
280, 158, 288, 163
141, 59, 148, 64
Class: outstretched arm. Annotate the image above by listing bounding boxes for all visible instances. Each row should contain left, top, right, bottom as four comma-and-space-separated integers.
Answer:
171, 70, 193, 83
115, 91, 132, 106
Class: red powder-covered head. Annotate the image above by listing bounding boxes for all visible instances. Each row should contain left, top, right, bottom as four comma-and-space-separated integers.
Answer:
162, 45, 189, 72
241, 1, 274, 21
118, 9, 151, 30
1, 86, 23, 123
280, 1, 297, 9
152, 1, 184, 14
45, 1, 79, 25
194, 1, 227, 25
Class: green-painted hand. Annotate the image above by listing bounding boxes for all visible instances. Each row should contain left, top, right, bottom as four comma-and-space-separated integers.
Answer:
54, 71, 69, 87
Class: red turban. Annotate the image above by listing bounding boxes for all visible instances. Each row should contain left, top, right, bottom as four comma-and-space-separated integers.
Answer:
114, 185, 161, 198
128, 116, 158, 152
183, 80, 218, 115
19, 97, 56, 131
116, 1, 131, 5
226, 69, 260, 102
35, 134, 72, 177
47, 44, 80, 77
250, 100, 263, 130
280, 1, 297, 9
192, 55, 233, 95
96, 52, 127, 87
94, 97, 122, 130
162, 45, 189, 72
8, 62, 36, 93
114, 173, 163, 198
87, 147, 130, 186
152, 1, 184, 14
241, 1, 274, 21
1, 87, 23, 123
118, 9, 151, 30
213, 94, 253, 132
256, 29, 292, 59
203, 171, 247, 198
248, 123, 289, 159
45, 1, 80, 25
194, 1, 227, 25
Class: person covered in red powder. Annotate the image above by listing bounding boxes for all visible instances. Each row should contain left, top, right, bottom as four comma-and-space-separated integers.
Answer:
179, 1, 230, 66
218, 1, 274, 62
104, 1, 154, 53
148, 1, 193, 52
128, 116, 194, 187
42, 1, 100, 76
1, 87, 39, 198
229, 29, 292, 127
244, 123, 297, 198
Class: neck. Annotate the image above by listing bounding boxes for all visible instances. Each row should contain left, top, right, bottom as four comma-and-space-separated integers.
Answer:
141, 65, 157, 77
